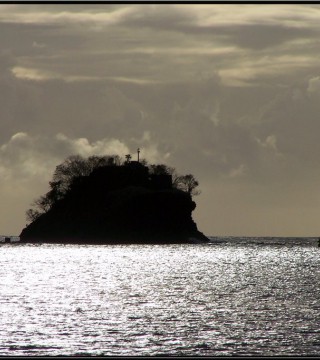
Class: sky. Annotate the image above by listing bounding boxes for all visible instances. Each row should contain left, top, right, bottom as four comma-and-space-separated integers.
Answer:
2, 4, 320, 237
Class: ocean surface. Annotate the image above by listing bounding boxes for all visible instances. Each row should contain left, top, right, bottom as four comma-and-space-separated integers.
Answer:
0, 236, 320, 356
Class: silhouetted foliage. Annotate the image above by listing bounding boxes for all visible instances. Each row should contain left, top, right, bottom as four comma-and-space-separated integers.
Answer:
26, 154, 122, 222
25, 154, 200, 224
174, 174, 201, 196
139, 158, 148, 166
148, 164, 200, 196
148, 164, 175, 176
26, 208, 41, 222
52, 154, 122, 194
21, 152, 208, 244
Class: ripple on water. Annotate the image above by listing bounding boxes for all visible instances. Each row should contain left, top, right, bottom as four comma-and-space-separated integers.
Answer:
0, 240, 319, 355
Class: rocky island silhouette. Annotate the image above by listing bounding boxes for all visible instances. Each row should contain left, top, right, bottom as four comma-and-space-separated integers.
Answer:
20, 152, 209, 244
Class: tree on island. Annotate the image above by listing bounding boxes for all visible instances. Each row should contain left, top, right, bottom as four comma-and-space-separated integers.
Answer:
148, 164, 200, 196
26, 154, 122, 222
174, 174, 200, 196
26, 154, 200, 224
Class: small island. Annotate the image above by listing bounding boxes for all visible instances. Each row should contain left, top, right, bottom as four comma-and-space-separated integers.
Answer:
20, 151, 209, 244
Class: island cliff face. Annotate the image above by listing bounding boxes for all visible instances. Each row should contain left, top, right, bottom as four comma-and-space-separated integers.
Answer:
20, 161, 209, 244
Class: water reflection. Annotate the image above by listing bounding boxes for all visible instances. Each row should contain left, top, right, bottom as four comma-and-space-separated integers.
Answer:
0, 239, 319, 355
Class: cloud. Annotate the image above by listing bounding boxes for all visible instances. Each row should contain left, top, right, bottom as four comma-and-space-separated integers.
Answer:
226, 164, 246, 178
0, 4, 317, 31
11, 66, 108, 83
0, 50, 16, 80
255, 134, 282, 157
0, 132, 168, 182
3, 4, 320, 236
2, 59, 319, 186
0, 132, 59, 180
55, 133, 130, 158
32, 41, 46, 48
0, 6, 137, 27
219, 54, 319, 87
307, 76, 320, 94
3, 4, 320, 88
128, 131, 171, 164
189, 5, 320, 29
11, 66, 56, 81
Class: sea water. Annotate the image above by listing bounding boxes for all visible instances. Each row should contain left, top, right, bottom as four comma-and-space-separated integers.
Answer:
0, 237, 319, 356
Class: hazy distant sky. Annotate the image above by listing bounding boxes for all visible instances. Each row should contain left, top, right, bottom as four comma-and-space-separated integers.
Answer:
2, 4, 320, 236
